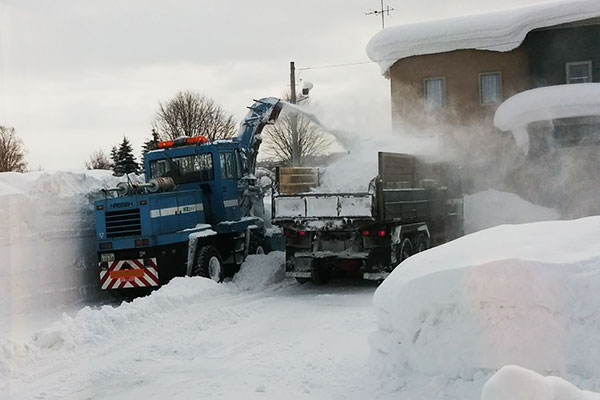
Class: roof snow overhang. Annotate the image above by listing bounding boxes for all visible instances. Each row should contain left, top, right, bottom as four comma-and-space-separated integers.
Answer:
366, 0, 600, 77
494, 83, 600, 153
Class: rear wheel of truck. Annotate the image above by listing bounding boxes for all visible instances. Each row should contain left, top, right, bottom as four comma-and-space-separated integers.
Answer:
312, 260, 333, 285
193, 246, 223, 283
398, 238, 413, 263
415, 234, 430, 253
295, 277, 311, 284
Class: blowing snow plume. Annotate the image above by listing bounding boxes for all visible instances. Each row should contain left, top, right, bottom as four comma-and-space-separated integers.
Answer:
279, 101, 448, 193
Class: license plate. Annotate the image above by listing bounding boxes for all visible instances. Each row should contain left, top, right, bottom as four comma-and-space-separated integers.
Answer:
101, 253, 115, 262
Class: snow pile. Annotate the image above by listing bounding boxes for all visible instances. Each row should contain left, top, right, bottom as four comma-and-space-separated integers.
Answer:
232, 251, 285, 291
366, 0, 600, 75
0, 170, 121, 325
482, 365, 600, 400
464, 189, 560, 234
494, 83, 600, 153
0, 276, 221, 380
371, 217, 600, 399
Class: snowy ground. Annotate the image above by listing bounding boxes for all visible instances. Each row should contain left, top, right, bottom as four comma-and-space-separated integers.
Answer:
4, 170, 599, 400
2, 255, 380, 400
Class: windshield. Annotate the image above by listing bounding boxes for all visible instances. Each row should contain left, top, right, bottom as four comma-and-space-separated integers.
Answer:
150, 153, 214, 183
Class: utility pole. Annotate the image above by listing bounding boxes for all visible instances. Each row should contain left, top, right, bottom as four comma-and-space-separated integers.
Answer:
290, 61, 300, 167
365, 0, 395, 29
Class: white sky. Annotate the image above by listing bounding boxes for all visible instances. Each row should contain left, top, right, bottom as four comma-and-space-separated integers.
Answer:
0, 0, 557, 170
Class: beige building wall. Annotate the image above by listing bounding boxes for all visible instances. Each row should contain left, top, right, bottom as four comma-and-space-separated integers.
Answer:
389, 48, 531, 134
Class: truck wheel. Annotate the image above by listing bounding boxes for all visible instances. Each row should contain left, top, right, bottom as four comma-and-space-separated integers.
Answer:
312, 260, 332, 285
295, 278, 311, 284
398, 238, 413, 263
415, 234, 430, 253
248, 235, 266, 255
193, 246, 223, 283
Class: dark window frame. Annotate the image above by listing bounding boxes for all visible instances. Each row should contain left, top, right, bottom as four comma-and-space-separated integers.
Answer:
566, 61, 592, 84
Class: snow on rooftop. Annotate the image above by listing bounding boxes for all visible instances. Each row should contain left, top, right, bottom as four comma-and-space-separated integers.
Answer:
494, 83, 600, 152
366, 0, 600, 76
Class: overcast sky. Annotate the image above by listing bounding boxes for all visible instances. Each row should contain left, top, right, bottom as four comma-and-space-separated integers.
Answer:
0, 0, 556, 170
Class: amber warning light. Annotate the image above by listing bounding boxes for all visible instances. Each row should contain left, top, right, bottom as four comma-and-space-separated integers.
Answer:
158, 136, 207, 149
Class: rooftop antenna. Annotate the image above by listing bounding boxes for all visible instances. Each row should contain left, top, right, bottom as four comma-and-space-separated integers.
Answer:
365, 0, 395, 29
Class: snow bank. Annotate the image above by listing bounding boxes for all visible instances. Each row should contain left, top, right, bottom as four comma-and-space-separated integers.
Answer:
0, 170, 121, 326
371, 217, 600, 398
464, 189, 560, 234
366, 0, 600, 75
232, 251, 285, 291
1, 252, 287, 383
494, 83, 600, 152
482, 365, 600, 400
0, 276, 221, 380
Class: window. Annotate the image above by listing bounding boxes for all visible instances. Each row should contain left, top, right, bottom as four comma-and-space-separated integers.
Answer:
234, 150, 244, 178
219, 153, 235, 179
566, 61, 592, 84
149, 153, 214, 183
479, 72, 502, 105
424, 78, 445, 108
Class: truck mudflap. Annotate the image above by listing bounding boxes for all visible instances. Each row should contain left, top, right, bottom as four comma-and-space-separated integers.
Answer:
100, 258, 160, 290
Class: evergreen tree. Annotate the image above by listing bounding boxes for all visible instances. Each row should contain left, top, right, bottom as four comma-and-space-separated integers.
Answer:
140, 129, 160, 174
113, 136, 139, 175
110, 146, 118, 172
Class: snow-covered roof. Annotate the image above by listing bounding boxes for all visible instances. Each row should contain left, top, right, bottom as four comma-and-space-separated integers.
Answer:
494, 83, 600, 152
366, 0, 600, 76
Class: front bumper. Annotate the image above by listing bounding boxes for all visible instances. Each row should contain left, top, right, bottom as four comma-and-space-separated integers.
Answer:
99, 257, 160, 290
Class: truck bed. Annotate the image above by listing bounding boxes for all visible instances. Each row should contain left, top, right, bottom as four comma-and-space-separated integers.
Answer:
273, 193, 373, 220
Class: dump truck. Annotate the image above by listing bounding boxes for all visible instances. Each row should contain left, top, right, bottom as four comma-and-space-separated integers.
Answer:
94, 98, 283, 292
272, 152, 463, 283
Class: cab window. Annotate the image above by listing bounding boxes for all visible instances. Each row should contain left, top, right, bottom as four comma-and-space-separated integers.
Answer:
219, 153, 235, 179
150, 153, 214, 183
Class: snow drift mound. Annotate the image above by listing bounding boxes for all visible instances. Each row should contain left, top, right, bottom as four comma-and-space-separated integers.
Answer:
371, 217, 600, 398
232, 251, 285, 291
482, 365, 600, 400
464, 189, 560, 233
0, 170, 122, 323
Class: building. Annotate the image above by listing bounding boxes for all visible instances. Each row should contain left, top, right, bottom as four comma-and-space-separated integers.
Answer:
366, 0, 600, 217
366, 0, 600, 135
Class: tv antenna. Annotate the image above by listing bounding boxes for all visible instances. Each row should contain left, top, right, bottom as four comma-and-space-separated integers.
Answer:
365, 0, 395, 29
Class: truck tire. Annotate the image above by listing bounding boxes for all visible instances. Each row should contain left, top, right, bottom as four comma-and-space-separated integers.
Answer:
398, 238, 413, 263
192, 246, 223, 283
415, 234, 430, 253
248, 234, 266, 255
295, 277, 311, 284
312, 260, 332, 285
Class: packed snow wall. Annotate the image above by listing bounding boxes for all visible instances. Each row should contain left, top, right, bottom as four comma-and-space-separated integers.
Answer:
371, 217, 600, 398
0, 171, 121, 322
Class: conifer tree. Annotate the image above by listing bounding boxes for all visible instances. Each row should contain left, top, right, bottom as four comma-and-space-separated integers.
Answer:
140, 129, 160, 174
113, 136, 139, 175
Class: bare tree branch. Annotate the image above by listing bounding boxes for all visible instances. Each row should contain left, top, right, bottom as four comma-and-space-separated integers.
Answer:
85, 149, 112, 170
262, 94, 333, 166
0, 126, 27, 172
152, 91, 237, 142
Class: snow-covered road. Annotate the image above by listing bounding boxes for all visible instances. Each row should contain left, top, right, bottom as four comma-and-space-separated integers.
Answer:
2, 272, 379, 400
